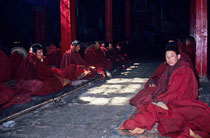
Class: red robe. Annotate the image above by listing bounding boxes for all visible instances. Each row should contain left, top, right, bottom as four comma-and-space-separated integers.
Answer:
106, 48, 121, 63
46, 45, 62, 68
84, 47, 113, 71
0, 50, 10, 82
0, 80, 43, 110
144, 62, 167, 89
60, 48, 98, 79
17, 53, 63, 96
185, 42, 196, 65
121, 59, 210, 137
9, 51, 24, 79
100, 46, 107, 57
60, 49, 88, 68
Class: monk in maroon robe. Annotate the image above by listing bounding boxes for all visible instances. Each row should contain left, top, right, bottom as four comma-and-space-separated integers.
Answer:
9, 51, 24, 79
119, 43, 210, 138
60, 40, 98, 79
0, 50, 10, 82
84, 41, 113, 71
17, 43, 70, 96
105, 42, 121, 63
46, 44, 62, 68
185, 36, 196, 66
100, 41, 108, 57
114, 43, 128, 61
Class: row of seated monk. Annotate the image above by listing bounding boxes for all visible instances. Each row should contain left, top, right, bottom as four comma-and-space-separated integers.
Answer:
119, 37, 210, 138
0, 40, 128, 110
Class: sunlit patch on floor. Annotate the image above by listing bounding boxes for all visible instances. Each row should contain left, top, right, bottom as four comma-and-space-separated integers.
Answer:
79, 77, 148, 106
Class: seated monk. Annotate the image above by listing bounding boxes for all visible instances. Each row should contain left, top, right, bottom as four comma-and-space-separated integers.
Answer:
60, 40, 98, 79
0, 48, 10, 82
105, 42, 121, 63
84, 41, 113, 71
100, 41, 108, 57
119, 43, 210, 138
114, 42, 128, 61
46, 43, 62, 68
17, 43, 70, 96
9, 51, 24, 79
185, 36, 196, 65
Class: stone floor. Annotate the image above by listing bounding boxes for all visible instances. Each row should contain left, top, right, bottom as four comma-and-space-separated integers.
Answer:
0, 58, 209, 138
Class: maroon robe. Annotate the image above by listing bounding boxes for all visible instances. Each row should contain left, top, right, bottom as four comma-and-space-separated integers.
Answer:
46, 45, 62, 68
0, 50, 10, 82
84, 47, 113, 71
60, 48, 88, 68
0, 80, 43, 110
100, 46, 107, 57
17, 53, 63, 96
59, 46, 98, 79
121, 59, 210, 137
144, 62, 166, 89
9, 51, 24, 79
185, 42, 196, 65
106, 47, 120, 63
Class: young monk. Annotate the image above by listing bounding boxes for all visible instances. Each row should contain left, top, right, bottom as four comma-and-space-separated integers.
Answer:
60, 40, 98, 79
84, 41, 113, 71
98, 41, 106, 57
46, 43, 62, 68
119, 43, 210, 138
17, 43, 70, 96
105, 42, 121, 63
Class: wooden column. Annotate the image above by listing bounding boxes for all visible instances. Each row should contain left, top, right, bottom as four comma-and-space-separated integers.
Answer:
195, 0, 208, 77
105, 0, 113, 42
125, 0, 131, 39
60, 0, 76, 54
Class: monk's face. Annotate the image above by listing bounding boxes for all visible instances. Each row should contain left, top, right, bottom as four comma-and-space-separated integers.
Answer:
36, 49, 44, 60
101, 43, 105, 47
95, 42, 100, 49
75, 45, 81, 52
165, 51, 180, 66
186, 39, 190, 46
108, 44, 113, 49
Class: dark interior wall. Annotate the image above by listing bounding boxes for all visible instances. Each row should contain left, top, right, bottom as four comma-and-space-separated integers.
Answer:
113, 0, 125, 41
76, 0, 105, 42
130, 0, 191, 58
0, 0, 191, 58
0, 0, 33, 48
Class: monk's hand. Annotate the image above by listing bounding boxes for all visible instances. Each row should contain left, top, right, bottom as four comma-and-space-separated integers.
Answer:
152, 102, 168, 110
89, 66, 96, 70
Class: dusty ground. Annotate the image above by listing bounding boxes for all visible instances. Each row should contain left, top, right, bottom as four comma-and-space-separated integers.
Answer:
0, 59, 209, 138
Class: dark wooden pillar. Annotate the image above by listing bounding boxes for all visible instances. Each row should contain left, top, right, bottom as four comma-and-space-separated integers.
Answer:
34, 5, 46, 43
60, 0, 77, 54
105, 0, 113, 42
125, 0, 131, 39
195, 0, 208, 77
